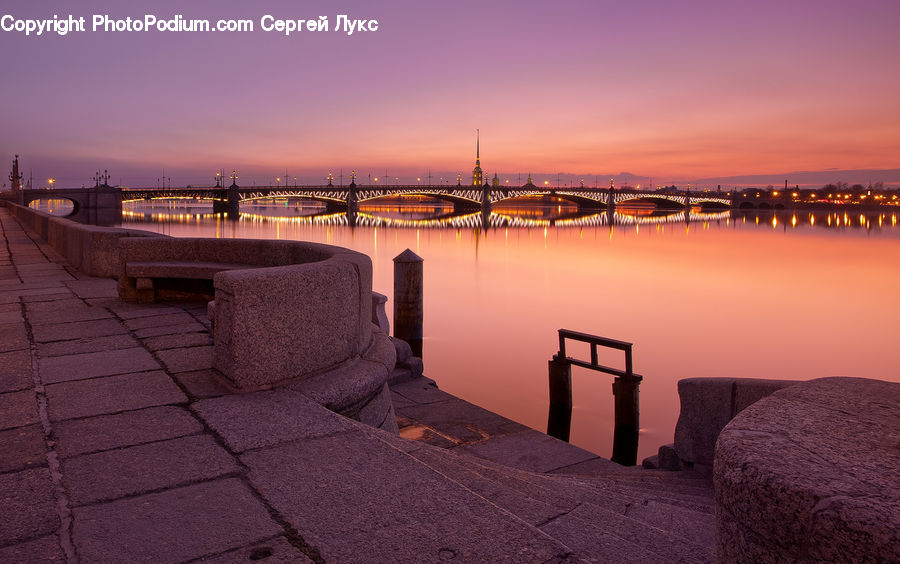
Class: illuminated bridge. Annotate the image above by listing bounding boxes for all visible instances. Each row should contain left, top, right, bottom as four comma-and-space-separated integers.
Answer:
119, 182, 733, 215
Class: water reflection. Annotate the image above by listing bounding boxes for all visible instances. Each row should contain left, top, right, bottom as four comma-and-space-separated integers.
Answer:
28, 198, 75, 216
122, 200, 897, 236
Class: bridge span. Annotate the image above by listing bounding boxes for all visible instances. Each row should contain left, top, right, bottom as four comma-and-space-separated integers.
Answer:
120, 182, 732, 216
13, 181, 733, 221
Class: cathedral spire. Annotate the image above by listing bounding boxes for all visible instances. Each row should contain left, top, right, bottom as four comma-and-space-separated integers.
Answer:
471, 129, 483, 186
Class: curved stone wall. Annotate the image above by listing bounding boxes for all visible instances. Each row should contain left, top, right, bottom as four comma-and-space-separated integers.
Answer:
116, 236, 377, 390
714, 377, 899, 562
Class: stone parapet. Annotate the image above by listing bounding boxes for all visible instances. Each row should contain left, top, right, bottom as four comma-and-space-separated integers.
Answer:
2, 201, 162, 278
714, 377, 900, 562
672, 377, 798, 472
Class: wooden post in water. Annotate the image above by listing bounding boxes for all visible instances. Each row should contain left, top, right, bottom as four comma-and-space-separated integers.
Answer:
393, 249, 423, 357
547, 356, 573, 442
611, 375, 640, 466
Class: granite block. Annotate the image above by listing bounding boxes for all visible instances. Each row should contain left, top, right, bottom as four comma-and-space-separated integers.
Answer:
392, 336, 413, 364
62, 434, 239, 505
457, 429, 597, 473
354, 382, 398, 432
133, 321, 206, 338
286, 358, 388, 413
31, 318, 128, 343
731, 377, 799, 415
0, 321, 29, 353
363, 328, 397, 371
0, 349, 32, 393
0, 468, 59, 546
0, 423, 46, 472
141, 331, 211, 352
156, 345, 214, 373
213, 260, 363, 388
37, 334, 139, 358
54, 405, 203, 458
0, 534, 65, 562
397, 396, 528, 445
171, 369, 232, 399
123, 311, 199, 330
0, 389, 38, 431
46, 371, 186, 421
26, 306, 112, 325
193, 389, 357, 452
39, 346, 160, 384
100, 302, 185, 319
673, 378, 734, 466
72, 479, 280, 562
64, 278, 118, 299
389, 376, 453, 405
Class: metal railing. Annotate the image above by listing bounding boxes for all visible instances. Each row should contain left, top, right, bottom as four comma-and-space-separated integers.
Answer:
548, 329, 643, 466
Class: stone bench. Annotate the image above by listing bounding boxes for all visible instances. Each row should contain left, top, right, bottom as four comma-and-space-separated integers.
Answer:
714, 377, 900, 562
124, 261, 251, 303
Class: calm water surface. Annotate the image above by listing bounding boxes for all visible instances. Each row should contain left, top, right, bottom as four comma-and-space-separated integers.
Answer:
113, 199, 900, 461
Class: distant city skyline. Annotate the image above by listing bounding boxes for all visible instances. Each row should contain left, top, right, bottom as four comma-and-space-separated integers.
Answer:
2, 0, 898, 187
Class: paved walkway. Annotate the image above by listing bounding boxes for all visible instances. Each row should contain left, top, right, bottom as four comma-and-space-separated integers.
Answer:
0, 206, 716, 563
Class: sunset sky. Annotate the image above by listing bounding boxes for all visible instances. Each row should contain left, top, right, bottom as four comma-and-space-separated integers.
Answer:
1, 0, 898, 187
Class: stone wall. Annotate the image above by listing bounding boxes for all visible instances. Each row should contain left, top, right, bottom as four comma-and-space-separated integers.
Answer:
1, 201, 163, 278
670, 377, 798, 473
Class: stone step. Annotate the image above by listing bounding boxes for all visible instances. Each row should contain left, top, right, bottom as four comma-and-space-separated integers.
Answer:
474, 452, 716, 544
563, 474, 716, 514
196, 389, 578, 563
374, 431, 715, 562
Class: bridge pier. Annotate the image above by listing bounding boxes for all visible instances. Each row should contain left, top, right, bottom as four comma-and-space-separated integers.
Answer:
346, 181, 359, 216
212, 182, 241, 219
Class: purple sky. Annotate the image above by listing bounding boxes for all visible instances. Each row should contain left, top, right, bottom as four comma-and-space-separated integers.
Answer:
2, 0, 899, 188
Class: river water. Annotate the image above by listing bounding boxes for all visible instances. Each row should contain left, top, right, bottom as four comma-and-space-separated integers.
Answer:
42, 197, 900, 461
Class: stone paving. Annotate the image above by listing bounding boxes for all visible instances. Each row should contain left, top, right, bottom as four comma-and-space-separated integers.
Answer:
0, 206, 717, 563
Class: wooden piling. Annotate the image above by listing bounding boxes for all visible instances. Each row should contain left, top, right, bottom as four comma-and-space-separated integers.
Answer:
547, 357, 573, 442
612, 375, 640, 466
